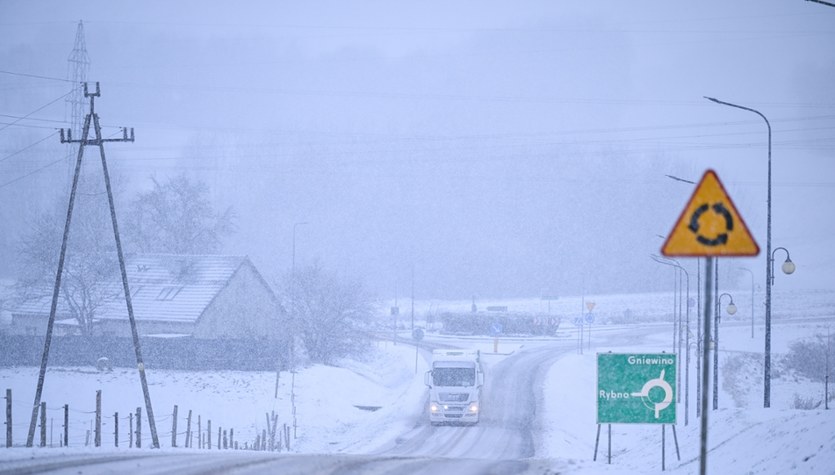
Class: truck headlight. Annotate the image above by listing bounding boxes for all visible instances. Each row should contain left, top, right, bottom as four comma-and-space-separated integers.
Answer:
430, 403, 440, 413
468, 402, 479, 413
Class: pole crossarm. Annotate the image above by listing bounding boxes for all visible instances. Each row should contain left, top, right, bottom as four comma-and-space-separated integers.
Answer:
61, 127, 134, 144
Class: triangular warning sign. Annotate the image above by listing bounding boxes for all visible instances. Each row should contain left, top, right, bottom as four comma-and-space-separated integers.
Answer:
662, 169, 759, 257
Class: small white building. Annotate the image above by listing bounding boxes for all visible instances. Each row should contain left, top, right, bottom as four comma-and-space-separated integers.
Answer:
9, 254, 281, 341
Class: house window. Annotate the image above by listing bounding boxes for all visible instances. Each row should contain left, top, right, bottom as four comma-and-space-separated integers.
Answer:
156, 286, 182, 301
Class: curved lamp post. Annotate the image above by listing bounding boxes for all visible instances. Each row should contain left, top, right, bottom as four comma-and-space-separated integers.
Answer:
770, 247, 795, 284
713, 292, 736, 410
704, 96, 782, 408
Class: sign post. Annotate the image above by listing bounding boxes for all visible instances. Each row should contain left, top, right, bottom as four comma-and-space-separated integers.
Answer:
585, 301, 596, 351
412, 328, 424, 374
490, 322, 502, 353
661, 169, 760, 475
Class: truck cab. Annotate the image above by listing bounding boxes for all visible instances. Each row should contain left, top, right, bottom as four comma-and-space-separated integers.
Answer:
424, 350, 484, 425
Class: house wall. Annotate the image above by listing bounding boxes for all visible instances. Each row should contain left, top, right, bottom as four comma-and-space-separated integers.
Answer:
7, 313, 195, 338
8, 314, 64, 336
193, 262, 279, 340
97, 318, 194, 337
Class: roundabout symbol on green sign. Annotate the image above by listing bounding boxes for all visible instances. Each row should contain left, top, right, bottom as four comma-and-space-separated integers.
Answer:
597, 353, 677, 424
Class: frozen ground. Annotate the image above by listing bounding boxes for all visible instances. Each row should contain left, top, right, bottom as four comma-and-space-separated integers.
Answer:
1, 291, 833, 474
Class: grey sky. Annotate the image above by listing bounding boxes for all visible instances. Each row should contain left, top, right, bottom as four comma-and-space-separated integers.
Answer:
1, 1, 833, 299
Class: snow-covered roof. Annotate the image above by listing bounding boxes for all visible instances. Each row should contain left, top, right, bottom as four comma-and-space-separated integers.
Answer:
13, 254, 259, 324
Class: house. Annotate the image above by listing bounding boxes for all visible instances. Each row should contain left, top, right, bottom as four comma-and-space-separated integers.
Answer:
8, 254, 281, 341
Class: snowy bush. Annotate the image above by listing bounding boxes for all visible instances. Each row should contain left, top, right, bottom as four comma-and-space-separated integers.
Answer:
280, 263, 374, 365
782, 332, 835, 383
792, 393, 821, 410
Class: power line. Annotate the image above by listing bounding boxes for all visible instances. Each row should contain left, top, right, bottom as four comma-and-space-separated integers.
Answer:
0, 121, 60, 130
0, 114, 67, 125
0, 129, 124, 190
0, 88, 78, 133
0, 155, 68, 190
0, 70, 74, 83
0, 131, 59, 163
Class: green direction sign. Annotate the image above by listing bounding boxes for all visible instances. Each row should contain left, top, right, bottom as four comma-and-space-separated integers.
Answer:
597, 353, 677, 424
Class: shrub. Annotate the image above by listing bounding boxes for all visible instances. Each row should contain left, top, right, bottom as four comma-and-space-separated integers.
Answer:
782, 333, 835, 383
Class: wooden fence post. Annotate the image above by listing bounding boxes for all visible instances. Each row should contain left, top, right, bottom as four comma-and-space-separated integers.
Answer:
229, 428, 234, 450
5, 389, 11, 448
185, 410, 192, 448
217, 427, 221, 450
265, 413, 272, 450
63, 405, 68, 447
197, 415, 202, 449
95, 390, 101, 447
171, 405, 178, 448
129, 413, 133, 448
39, 402, 46, 447
222, 429, 227, 449
114, 412, 119, 447
261, 429, 266, 451
136, 407, 142, 449
207, 420, 211, 450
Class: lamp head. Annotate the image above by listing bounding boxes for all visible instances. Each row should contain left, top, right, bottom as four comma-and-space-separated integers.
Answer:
726, 302, 738, 316
782, 258, 796, 275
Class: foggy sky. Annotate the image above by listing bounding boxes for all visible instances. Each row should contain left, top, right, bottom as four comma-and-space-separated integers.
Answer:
1, 1, 833, 300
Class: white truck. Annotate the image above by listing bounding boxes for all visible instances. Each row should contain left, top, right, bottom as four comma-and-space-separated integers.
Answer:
424, 349, 484, 425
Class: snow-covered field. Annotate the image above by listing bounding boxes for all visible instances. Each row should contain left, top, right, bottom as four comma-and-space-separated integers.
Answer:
540, 322, 835, 474
1, 290, 833, 474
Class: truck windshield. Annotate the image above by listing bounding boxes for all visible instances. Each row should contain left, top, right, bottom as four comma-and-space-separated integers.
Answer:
433, 367, 475, 387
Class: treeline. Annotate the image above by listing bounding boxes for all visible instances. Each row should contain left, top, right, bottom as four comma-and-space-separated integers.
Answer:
439, 312, 561, 336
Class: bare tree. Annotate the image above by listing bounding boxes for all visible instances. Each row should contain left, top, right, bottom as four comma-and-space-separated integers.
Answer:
283, 263, 374, 365
124, 174, 236, 254
14, 173, 235, 340
15, 192, 118, 340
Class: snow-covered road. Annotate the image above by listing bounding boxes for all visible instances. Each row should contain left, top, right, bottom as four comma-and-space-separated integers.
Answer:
377, 340, 572, 461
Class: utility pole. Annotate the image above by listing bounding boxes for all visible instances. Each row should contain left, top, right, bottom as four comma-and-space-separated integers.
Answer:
410, 264, 415, 332
26, 82, 160, 449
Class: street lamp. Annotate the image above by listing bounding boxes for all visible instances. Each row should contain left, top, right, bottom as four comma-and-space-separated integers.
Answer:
651, 254, 692, 425
713, 292, 736, 410
290, 221, 308, 354
770, 247, 795, 285
738, 267, 755, 339
275, 222, 308, 398
289, 221, 307, 424
704, 96, 778, 408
